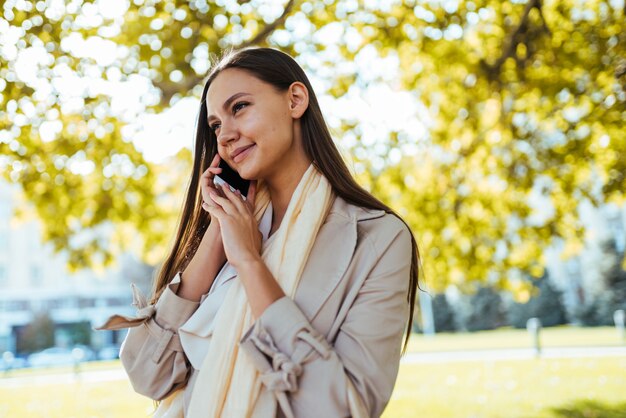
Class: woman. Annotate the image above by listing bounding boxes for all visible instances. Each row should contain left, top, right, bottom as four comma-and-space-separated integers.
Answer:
99, 47, 420, 418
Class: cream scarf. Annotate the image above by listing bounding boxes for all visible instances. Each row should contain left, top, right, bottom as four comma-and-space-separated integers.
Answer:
154, 164, 367, 418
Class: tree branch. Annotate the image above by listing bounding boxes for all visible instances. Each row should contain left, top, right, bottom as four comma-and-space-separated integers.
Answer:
158, 77, 201, 107
156, 0, 298, 107
480, 0, 551, 80
239, 0, 297, 49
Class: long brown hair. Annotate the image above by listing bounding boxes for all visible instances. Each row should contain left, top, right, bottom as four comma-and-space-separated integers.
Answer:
151, 47, 421, 352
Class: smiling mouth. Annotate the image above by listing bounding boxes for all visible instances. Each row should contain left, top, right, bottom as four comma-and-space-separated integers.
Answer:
232, 145, 255, 163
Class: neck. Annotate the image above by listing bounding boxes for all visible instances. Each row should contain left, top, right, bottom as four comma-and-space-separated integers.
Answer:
263, 123, 312, 234
266, 160, 311, 234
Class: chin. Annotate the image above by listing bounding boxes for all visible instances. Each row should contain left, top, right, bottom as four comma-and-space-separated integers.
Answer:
236, 159, 261, 181
237, 166, 256, 181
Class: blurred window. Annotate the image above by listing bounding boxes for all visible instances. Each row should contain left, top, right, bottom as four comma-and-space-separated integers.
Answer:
6, 300, 28, 311
0, 265, 6, 283
79, 298, 95, 308
46, 299, 62, 310
106, 297, 131, 306
63, 298, 78, 309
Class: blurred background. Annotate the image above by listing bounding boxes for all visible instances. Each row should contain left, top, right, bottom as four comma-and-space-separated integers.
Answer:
1, 0, 625, 417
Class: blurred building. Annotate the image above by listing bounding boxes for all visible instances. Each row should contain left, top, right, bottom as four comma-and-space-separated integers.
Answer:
0, 181, 150, 354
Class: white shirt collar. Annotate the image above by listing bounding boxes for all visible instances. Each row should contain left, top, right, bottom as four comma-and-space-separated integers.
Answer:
259, 201, 273, 242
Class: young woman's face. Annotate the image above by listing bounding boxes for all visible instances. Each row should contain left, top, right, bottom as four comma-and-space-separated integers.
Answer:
206, 68, 305, 181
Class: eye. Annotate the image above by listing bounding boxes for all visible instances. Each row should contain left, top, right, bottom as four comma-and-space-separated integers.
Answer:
232, 101, 249, 114
209, 122, 221, 133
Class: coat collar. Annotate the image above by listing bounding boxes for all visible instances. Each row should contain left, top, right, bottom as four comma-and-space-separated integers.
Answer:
294, 195, 385, 321
327, 195, 387, 223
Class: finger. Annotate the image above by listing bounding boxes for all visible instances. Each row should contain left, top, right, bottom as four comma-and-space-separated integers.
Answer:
201, 163, 224, 202
201, 169, 223, 193
201, 167, 222, 183
203, 201, 224, 222
201, 181, 219, 207
206, 183, 226, 201
220, 183, 248, 213
209, 190, 238, 215
202, 197, 221, 212
206, 167, 222, 174
203, 155, 220, 177
201, 154, 223, 181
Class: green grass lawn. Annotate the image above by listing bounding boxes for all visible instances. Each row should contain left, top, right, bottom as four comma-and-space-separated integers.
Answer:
2, 357, 624, 418
405, 325, 625, 353
1, 327, 625, 418
382, 357, 626, 418
0, 373, 154, 418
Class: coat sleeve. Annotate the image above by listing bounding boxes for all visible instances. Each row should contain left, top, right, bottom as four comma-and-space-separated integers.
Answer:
239, 217, 412, 418
119, 273, 200, 400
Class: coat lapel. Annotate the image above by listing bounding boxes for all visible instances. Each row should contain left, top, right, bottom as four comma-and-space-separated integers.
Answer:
294, 197, 385, 321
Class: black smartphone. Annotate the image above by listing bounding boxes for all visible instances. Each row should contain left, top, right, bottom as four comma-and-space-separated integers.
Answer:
213, 158, 250, 199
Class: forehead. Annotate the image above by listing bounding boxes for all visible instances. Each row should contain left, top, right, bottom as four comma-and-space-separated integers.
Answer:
206, 68, 265, 110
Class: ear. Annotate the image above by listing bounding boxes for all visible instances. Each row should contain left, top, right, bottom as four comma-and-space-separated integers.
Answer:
288, 82, 309, 119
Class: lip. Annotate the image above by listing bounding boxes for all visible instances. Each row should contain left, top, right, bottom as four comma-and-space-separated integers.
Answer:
231, 144, 255, 163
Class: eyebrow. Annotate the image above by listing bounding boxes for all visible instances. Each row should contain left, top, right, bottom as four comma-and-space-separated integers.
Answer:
207, 92, 251, 122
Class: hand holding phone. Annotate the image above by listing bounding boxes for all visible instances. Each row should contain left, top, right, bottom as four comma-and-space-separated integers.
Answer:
213, 158, 250, 200
199, 153, 262, 275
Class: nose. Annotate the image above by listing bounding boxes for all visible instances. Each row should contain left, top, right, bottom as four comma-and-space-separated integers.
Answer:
216, 120, 239, 146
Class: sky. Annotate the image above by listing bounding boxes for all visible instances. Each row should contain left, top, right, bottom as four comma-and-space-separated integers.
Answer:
128, 82, 427, 165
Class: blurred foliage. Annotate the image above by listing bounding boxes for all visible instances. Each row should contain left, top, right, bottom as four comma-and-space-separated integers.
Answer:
431, 293, 457, 332
462, 285, 506, 331
596, 238, 626, 322
1, 0, 625, 294
508, 274, 567, 328
574, 236, 626, 326
58, 320, 92, 345
355, 0, 626, 293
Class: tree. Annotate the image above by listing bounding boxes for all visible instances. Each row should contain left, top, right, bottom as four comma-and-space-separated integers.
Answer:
463, 286, 506, 331
16, 312, 55, 354
600, 238, 626, 317
431, 293, 457, 332
58, 321, 92, 346
575, 237, 626, 325
508, 275, 567, 328
355, 0, 626, 293
1, 1, 624, 294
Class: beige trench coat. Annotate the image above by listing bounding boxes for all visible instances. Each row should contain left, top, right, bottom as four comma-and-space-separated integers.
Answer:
116, 195, 412, 418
